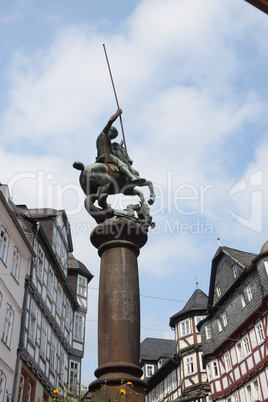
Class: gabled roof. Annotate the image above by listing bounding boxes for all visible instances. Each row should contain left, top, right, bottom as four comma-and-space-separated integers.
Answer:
207, 246, 257, 312
140, 338, 176, 362
169, 288, 208, 328
213, 246, 256, 268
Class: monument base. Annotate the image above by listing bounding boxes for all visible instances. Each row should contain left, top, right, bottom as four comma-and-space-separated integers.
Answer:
89, 362, 147, 401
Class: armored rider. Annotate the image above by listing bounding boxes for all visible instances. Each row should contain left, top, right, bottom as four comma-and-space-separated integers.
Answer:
96, 109, 144, 184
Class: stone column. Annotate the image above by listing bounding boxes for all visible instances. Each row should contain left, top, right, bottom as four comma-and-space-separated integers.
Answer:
89, 220, 148, 401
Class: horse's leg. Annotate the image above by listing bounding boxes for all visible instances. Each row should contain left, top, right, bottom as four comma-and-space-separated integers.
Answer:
133, 188, 146, 204
140, 180, 155, 205
96, 185, 111, 209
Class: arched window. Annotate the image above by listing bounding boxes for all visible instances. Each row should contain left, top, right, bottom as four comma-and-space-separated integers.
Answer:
0, 226, 9, 263
2, 304, 15, 347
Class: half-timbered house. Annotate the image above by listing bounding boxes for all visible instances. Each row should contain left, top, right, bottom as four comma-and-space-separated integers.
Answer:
142, 288, 210, 401
169, 287, 210, 401
0, 185, 34, 402
10, 205, 93, 401
198, 245, 268, 401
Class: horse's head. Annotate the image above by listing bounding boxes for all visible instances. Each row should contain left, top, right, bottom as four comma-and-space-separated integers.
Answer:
112, 141, 133, 166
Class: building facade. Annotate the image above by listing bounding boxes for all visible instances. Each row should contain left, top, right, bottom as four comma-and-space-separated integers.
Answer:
198, 245, 268, 401
140, 337, 177, 401
142, 288, 210, 402
169, 287, 210, 402
0, 184, 93, 401
0, 185, 34, 401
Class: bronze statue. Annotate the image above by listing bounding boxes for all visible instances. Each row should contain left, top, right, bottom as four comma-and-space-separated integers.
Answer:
73, 109, 155, 227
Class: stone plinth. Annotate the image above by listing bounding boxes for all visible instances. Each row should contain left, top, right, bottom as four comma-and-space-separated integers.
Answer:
89, 220, 148, 401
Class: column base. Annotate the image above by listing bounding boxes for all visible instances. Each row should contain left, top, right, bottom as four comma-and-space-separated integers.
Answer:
89, 362, 148, 400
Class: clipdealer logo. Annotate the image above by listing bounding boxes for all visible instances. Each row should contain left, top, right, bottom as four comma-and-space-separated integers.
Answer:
227, 170, 263, 232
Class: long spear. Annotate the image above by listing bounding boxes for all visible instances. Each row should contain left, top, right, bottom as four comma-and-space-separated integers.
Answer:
103, 44, 130, 167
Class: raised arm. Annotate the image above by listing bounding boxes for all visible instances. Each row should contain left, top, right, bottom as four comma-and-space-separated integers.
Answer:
102, 108, 122, 134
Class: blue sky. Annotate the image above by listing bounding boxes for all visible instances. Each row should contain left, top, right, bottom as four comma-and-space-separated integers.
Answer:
1, 0, 268, 386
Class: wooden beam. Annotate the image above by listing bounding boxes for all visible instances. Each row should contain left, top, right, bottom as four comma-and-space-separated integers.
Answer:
244, 0, 268, 14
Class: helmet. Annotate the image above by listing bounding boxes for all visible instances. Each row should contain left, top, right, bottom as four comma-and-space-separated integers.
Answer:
109, 126, 118, 139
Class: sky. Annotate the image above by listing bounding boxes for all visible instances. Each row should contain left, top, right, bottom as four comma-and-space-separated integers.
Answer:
1, 0, 268, 387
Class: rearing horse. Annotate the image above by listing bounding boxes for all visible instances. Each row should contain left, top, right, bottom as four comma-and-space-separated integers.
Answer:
73, 143, 155, 224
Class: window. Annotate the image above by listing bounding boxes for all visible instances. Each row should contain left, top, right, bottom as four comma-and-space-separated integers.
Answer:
217, 318, 223, 332
233, 265, 238, 278
56, 285, 62, 314
40, 320, 47, 356
246, 284, 253, 301
243, 336, 251, 355
256, 322, 265, 343
0, 226, 9, 262
59, 349, 65, 380
74, 313, 84, 341
246, 385, 252, 402
26, 383, 32, 402
186, 356, 194, 375
206, 364, 212, 381
2, 304, 14, 347
180, 318, 191, 337
222, 311, 228, 327
18, 375, 25, 402
216, 284, 221, 297
205, 324, 212, 340
234, 393, 239, 402
264, 260, 268, 276
29, 301, 37, 342
158, 359, 162, 369
146, 365, 154, 377
240, 292, 246, 308
47, 267, 53, 297
52, 224, 67, 274
37, 247, 44, 279
0, 370, 7, 402
224, 352, 231, 371
70, 361, 79, 392
11, 247, 21, 282
50, 335, 57, 370
236, 342, 244, 361
195, 316, 203, 332
212, 361, 219, 378
65, 302, 70, 328
78, 275, 87, 297
254, 380, 260, 400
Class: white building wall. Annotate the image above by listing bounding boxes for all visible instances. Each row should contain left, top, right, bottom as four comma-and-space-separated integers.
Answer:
0, 198, 33, 401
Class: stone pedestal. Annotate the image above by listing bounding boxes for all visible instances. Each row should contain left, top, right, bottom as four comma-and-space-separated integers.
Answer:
89, 220, 148, 401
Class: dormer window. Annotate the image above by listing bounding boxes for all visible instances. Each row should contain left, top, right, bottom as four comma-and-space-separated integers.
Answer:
146, 364, 154, 377
78, 275, 87, 297
246, 284, 253, 301
233, 265, 238, 278
205, 324, 212, 340
158, 359, 162, 369
240, 292, 246, 308
264, 261, 268, 276
216, 284, 221, 297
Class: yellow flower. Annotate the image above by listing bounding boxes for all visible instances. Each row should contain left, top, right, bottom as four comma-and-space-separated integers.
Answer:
53, 389, 60, 394
120, 389, 126, 394
127, 382, 132, 385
